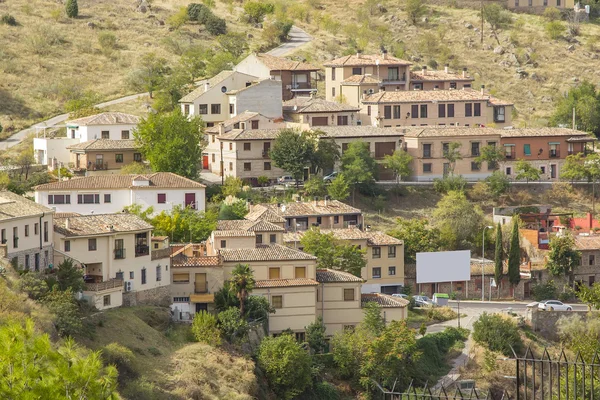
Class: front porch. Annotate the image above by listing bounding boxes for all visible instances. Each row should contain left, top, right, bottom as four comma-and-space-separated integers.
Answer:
82, 278, 124, 310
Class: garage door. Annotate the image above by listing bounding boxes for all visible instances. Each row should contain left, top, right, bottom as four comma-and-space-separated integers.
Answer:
312, 117, 328, 126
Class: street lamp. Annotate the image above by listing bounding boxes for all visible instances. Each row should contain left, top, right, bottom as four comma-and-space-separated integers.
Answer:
482, 225, 494, 302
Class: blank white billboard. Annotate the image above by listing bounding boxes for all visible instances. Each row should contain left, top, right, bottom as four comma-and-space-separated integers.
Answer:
416, 250, 471, 284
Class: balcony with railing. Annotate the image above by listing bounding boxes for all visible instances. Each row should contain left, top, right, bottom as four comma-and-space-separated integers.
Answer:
84, 278, 124, 292
114, 248, 126, 260
381, 73, 407, 84
135, 244, 150, 257
262, 150, 270, 158
505, 153, 515, 159
549, 149, 560, 158
87, 163, 109, 171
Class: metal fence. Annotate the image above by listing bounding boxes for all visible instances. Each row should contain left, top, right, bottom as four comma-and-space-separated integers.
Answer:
374, 346, 600, 400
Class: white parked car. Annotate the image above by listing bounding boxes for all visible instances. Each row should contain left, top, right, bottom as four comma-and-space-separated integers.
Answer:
277, 176, 295, 185
391, 293, 408, 299
323, 171, 339, 183
538, 300, 573, 311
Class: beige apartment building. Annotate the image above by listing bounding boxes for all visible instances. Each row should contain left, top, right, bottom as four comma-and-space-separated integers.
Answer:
283, 97, 360, 128
68, 139, 142, 173
403, 127, 502, 181
409, 66, 474, 91
284, 227, 405, 295
360, 88, 513, 128
507, 0, 575, 10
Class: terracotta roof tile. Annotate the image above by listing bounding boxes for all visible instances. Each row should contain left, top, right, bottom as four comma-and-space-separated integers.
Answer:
341, 74, 382, 85
255, 278, 319, 288
317, 126, 404, 138
403, 127, 502, 138
54, 214, 153, 237
574, 235, 600, 250
410, 70, 474, 82
260, 200, 361, 217
179, 70, 237, 102
284, 227, 402, 246
35, 172, 205, 191
67, 139, 138, 151
217, 219, 284, 232
0, 191, 54, 221
255, 53, 320, 71
499, 128, 591, 138
316, 269, 364, 283
213, 230, 256, 237
151, 236, 169, 241
219, 244, 317, 262
362, 88, 512, 104
361, 293, 409, 308
245, 207, 286, 223
282, 98, 360, 113
205, 112, 260, 133
66, 112, 140, 126
218, 129, 281, 141
324, 54, 412, 67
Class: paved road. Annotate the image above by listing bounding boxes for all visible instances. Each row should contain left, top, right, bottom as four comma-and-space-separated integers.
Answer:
447, 300, 588, 312
266, 26, 313, 57
0, 92, 149, 151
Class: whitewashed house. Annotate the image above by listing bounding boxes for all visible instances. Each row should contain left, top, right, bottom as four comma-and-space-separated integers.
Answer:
34, 172, 206, 216
53, 213, 171, 310
0, 191, 54, 271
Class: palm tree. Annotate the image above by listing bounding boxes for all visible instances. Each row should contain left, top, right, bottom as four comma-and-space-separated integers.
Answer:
230, 263, 255, 316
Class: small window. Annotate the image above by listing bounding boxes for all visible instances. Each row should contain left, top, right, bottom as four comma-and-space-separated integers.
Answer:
220, 240, 226, 248
121, 130, 130, 139
344, 288, 355, 301
103, 295, 111, 307
173, 273, 189, 283
199, 104, 208, 114
411, 104, 419, 118
264, 162, 271, 171
372, 247, 381, 258
438, 104, 446, 118
393, 105, 401, 119
243, 143, 251, 151
331, 67, 336, 80
104, 194, 111, 203
25, 254, 30, 269
389, 266, 396, 276
295, 267, 306, 278
34, 223, 38, 235
157, 193, 166, 204
12, 227, 18, 249
540, 166, 546, 174
269, 267, 280, 279
270, 234, 276, 243
465, 103, 473, 117
229, 162, 233, 170
423, 163, 432, 173
141, 268, 147, 285
471, 162, 480, 171
474, 103, 481, 117
156, 266, 161, 282
24, 225, 29, 237
447, 104, 455, 118
211, 104, 221, 114
373, 267, 381, 278
420, 104, 428, 118
352, 67, 362, 75
229, 104, 235, 114
184, 104, 190, 115
388, 246, 396, 258
129, 271, 134, 279
332, 87, 336, 98
256, 234, 263, 244
229, 143, 233, 151
88, 238, 97, 251
524, 144, 531, 156
134, 153, 142, 162
384, 106, 392, 120
590, 255, 596, 266
244, 163, 251, 171
115, 154, 124, 163
506, 167, 512, 175
101, 131, 110, 139
44, 222, 48, 242
251, 120, 259, 129
272, 295, 283, 309
334, 216, 339, 224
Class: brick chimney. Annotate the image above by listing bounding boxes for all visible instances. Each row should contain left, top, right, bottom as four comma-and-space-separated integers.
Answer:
422, 65, 427, 75
444, 64, 449, 73
314, 196, 318, 206
65, 218, 70, 230
481, 84, 485, 95
589, 212, 594, 233
218, 123, 225, 135
463, 67, 467, 78
382, 49, 388, 60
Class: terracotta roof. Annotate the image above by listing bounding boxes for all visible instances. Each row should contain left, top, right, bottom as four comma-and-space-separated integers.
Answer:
324, 54, 412, 67
35, 172, 205, 191
316, 268, 364, 283
67, 139, 138, 151
341, 74, 382, 85
574, 235, 600, 250
171, 254, 222, 267
282, 98, 360, 113
213, 230, 256, 237
205, 112, 260, 133
217, 219, 285, 232
362, 88, 509, 104
260, 200, 361, 217
284, 227, 402, 246
317, 126, 404, 138
410, 70, 474, 82
361, 293, 409, 308
54, 212, 81, 218
54, 214, 153, 237
255, 53, 320, 71
151, 236, 169, 241
0, 191, 54, 221
499, 128, 591, 138
219, 244, 317, 262
66, 112, 140, 126
218, 129, 281, 141
255, 278, 319, 288
245, 206, 286, 223
403, 127, 502, 138
179, 70, 237, 103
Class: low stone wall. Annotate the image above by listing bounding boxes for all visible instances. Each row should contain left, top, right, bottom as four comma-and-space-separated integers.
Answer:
529, 308, 591, 340
123, 285, 171, 307
8, 245, 54, 271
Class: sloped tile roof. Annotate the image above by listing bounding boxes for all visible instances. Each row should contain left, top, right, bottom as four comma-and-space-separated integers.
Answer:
0, 191, 53, 221
316, 269, 364, 283
260, 200, 361, 217
341, 74, 382, 85
499, 128, 590, 138
66, 112, 140, 126
35, 172, 205, 191
180, 70, 236, 103
255, 53, 320, 71
361, 293, 409, 308
213, 230, 256, 237
218, 129, 281, 141
67, 139, 138, 151
316, 126, 403, 138
245, 206, 286, 223
205, 112, 260, 133
282, 98, 360, 113
362, 88, 508, 104
54, 214, 153, 237
284, 228, 402, 246
574, 235, 600, 250
403, 127, 502, 138
324, 54, 412, 67
219, 244, 317, 262
410, 70, 474, 82
255, 278, 319, 288
217, 219, 284, 232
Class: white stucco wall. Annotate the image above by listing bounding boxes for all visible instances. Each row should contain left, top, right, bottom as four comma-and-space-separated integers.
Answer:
33, 138, 81, 166
233, 79, 283, 119
1, 213, 54, 255
234, 54, 272, 79
67, 124, 138, 141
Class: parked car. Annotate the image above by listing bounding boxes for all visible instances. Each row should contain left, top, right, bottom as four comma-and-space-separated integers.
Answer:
277, 176, 295, 185
538, 300, 573, 311
323, 171, 339, 183
391, 293, 408, 299
413, 295, 434, 307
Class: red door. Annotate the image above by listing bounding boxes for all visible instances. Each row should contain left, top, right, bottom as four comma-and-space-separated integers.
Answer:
202, 155, 209, 170
185, 193, 196, 209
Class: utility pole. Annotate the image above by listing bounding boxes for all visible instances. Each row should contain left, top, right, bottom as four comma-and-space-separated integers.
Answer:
220, 143, 224, 185
480, 0, 484, 44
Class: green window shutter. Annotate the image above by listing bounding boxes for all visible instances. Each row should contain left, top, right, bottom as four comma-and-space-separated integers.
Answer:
524, 144, 531, 156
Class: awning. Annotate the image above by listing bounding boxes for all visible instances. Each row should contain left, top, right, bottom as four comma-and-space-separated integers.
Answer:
567, 136, 597, 142
190, 294, 215, 303
548, 142, 561, 145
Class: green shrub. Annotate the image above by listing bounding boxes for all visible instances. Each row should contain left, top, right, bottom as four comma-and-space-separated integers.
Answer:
559, 288, 577, 302
543, 6, 562, 21
102, 343, 136, 376
19, 272, 49, 300
257, 176, 270, 187
433, 175, 467, 194
301, 382, 340, 400
147, 347, 161, 356
531, 280, 557, 301
98, 32, 117, 54
167, 7, 189, 29
191, 311, 222, 346
65, 0, 78, 18
187, 3, 208, 20
44, 289, 82, 337
0, 14, 17, 26
545, 20, 565, 40
472, 312, 522, 356
205, 15, 227, 36
243, 1, 275, 24
217, 307, 248, 342
202, 0, 216, 8
197, 6, 214, 24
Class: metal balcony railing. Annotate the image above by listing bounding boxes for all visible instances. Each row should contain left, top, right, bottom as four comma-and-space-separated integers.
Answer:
114, 248, 126, 260
135, 244, 149, 257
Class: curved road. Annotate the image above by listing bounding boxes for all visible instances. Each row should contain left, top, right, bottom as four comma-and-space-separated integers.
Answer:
1, 25, 313, 151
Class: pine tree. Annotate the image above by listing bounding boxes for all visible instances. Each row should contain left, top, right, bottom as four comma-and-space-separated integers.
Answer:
494, 222, 503, 295
66, 0, 78, 18
508, 219, 521, 288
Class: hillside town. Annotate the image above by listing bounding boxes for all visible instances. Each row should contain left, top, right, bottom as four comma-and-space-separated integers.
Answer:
3, 0, 600, 397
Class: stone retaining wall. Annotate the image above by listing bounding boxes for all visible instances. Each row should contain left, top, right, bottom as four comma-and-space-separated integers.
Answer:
123, 285, 171, 307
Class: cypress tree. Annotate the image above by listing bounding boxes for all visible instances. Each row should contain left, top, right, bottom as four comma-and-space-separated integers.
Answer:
508, 219, 521, 288
494, 222, 503, 292
66, 0, 78, 18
